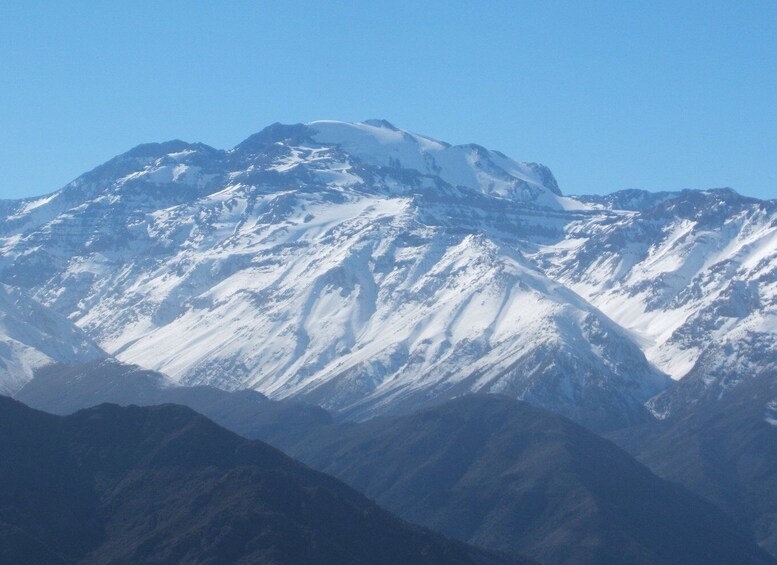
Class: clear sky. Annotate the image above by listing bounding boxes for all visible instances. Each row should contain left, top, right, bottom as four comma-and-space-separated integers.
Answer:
1, 0, 775, 200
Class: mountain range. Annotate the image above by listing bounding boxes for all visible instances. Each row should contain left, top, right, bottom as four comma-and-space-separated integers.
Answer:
1, 393, 523, 564
1, 119, 773, 432
1, 118, 776, 562
610, 372, 777, 555
13, 360, 773, 565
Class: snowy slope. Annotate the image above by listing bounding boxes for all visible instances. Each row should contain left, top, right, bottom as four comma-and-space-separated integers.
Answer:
0, 120, 771, 425
538, 189, 776, 416
305, 120, 579, 209
0, 284, 104, 393
74, 193, 665, 427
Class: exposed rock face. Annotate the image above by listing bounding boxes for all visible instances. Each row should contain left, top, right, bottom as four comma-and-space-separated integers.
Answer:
1, 120, 774, 429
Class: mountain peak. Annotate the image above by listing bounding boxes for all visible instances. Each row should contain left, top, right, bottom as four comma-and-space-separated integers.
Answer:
123, 139, 196, 158
299, 119, 564, 203
234, 122, 313, 151
363, 118, 400, 130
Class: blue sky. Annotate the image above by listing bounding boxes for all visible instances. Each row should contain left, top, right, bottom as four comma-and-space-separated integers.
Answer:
1, 1, 775, 200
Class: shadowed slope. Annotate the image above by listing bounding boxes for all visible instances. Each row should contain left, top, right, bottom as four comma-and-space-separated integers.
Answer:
272, 395, 773, 565
14, 362, 773, 564
0, 395, 525, 564
611, 374, 777, 557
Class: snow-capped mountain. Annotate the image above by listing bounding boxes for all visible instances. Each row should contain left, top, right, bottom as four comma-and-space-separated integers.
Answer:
0, 120, 773, 427
538, 189, 776, 417
0, 284, 104, 394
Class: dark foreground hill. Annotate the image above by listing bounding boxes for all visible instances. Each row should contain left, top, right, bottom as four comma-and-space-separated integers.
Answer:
271, 395, 773, 565
611, 373, 777, 557
15, 362, 774, 565
0, 396, 524, 565
16, 361, 332, 444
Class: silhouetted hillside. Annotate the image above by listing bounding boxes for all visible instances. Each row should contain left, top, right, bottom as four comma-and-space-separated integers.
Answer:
611, 374, 777, 557
0, 395, 524, 564
275, 395, 773, 565
15, 362, 773, 564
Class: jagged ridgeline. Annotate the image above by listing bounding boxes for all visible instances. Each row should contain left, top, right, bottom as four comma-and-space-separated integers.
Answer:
0, 120, 774, 431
